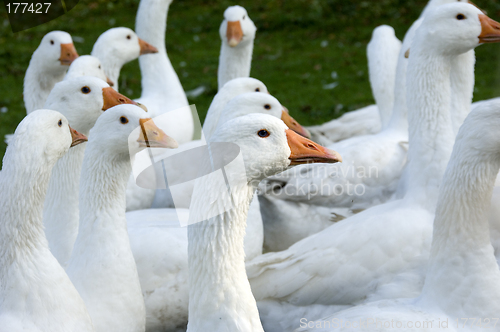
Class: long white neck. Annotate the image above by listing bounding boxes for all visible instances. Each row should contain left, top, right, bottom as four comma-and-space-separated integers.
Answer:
24, 56, 66, 114
404, 48, 456, 210
187, 173, 264, 332
449, 50, 475, 135
217, 42, 253, 90
0, 145, 93, 331
43, 143, 86, 267
135, 0, 188, 114
202, 91, 235, 139
66, 147, 145, 332
419, 132, 500, 318
367, 29, 400, 129
385, 17, 422, 133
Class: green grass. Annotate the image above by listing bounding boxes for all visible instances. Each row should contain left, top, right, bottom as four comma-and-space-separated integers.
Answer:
1, 0, 500, 160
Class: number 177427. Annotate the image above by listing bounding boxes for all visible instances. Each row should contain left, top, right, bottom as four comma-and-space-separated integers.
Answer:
6, 3, 51, 14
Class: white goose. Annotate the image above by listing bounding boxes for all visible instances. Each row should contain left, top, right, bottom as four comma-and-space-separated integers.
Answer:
185, 114, 340, 332
91, 27, 158, 91
24, 31, 78, 114
218, 5, 257, 90
66, 105, 178, 332
0, 110, 92, 332
42, 77, 137, 266
65, 55, 114, 86
297, 99, 500, 332
258, 0, 473, 252
246, 5, 500, 331
126, 91, 316, 331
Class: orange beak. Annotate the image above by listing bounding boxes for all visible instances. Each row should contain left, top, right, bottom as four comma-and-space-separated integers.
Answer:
227, 21, 243, 47
138, 38, 159, 55
138, 118, 178, 149
281, 110, 311, 139
69, 125, 88, 148
101, 87, 137, 111
59, 43, 79, 65
106, 76, 114, 87
286, 129, 341, 165
478, 14, 500, 43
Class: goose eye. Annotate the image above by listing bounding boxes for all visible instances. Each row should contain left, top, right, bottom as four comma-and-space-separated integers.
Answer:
120, 116, 129, 124
50, 40, 54, 45
98, 65, 101, 69
243, 15, 246, 19
255, 88, 260, 92
264, 104, 271, 110
81, 86, 91, 94
126, 35, 131, 40
456, 14, 466, 20
58, 119, 62, 127
258, 129, 270, 138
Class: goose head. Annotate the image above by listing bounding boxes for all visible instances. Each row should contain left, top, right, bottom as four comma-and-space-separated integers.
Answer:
221, 77, 268, 94
92, 27, 158, 65
418, 3, 500, 55
44, 76, 137, 134
66, 55, 114, 86
219, 5, 256, 48
87, 104, 177, 158
10, 109, 87, 165
219, 92, 311, 138
33, 31, 78, 72
211, 114, 341, 182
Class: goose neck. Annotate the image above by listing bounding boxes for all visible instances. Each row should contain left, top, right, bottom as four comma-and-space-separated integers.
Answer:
420, 138, 500, 317
135, 0, 169, 51
449, 50, 475, 136
404, 50, 456, 209
43, 143, 87, 266
187, 175, 264, 331
218, 42, 253, 90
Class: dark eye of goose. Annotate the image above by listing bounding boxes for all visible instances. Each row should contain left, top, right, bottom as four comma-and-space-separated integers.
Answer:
127, 35, 131, 40
255, 88, 260, 92
456, 14, 466, 20
81, 86, 91, 94
98, 65, 101, 69
264, 104, 271, 110
243, 15, 246, 19
58, 119, 62, 127
258, 129, 270, 138
120, 116, 129, 124
50, 40, 54, 45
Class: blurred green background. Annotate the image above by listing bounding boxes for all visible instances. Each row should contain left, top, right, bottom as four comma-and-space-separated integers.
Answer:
1, 0, 500, 159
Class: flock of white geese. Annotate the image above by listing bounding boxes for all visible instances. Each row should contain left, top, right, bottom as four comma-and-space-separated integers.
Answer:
1, 0, 500, 331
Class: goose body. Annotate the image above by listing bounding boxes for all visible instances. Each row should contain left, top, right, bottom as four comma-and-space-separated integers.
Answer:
246, 5, 498, 330
24, 31, 78, 114
218, 5, 256, 90
42, 77, 137, 266
91, 27, 158, 92
66, 105, 177, 332
0, 110, 92, 332
297, 99, 500, 332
